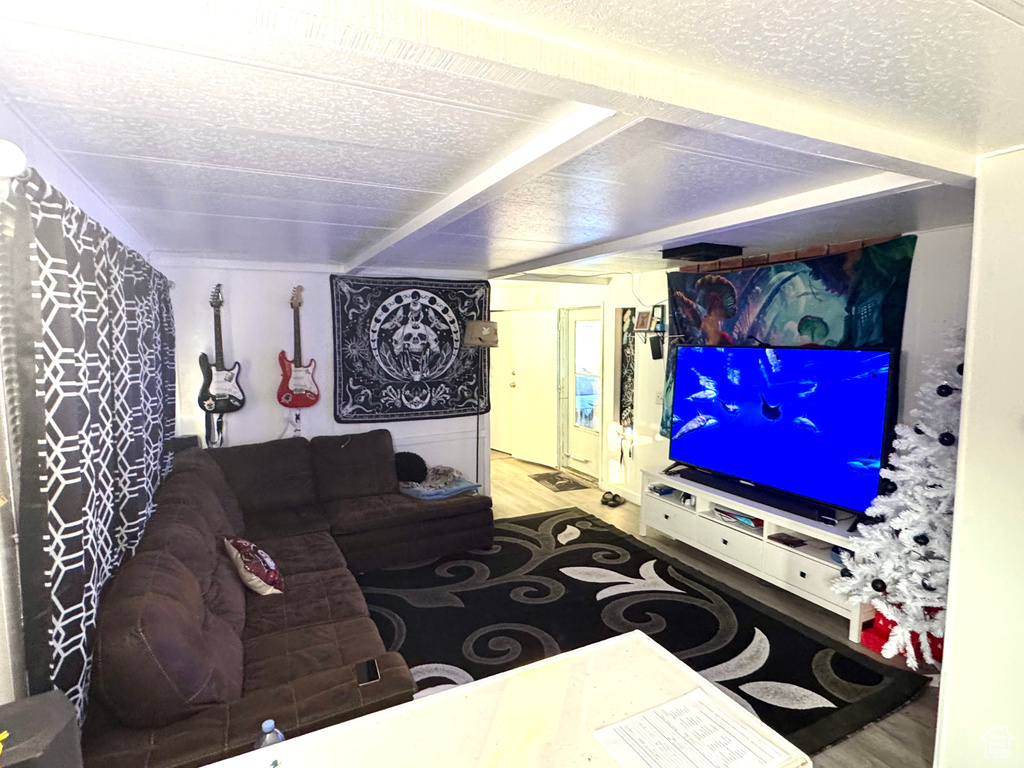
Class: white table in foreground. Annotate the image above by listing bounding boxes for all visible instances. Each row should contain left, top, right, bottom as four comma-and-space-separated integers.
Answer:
210, 631, 811, 768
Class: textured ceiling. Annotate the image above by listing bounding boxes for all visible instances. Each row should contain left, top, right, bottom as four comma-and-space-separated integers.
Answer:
434, 0, 1024, 155
0, 2, 983, 276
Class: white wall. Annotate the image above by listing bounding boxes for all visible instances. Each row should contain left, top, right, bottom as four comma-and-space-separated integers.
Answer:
156, 260, 490, 492
935, 150, 1023, 767
600, 270, 672, 501
491, 280, 606, 311
899, 226, 974, 416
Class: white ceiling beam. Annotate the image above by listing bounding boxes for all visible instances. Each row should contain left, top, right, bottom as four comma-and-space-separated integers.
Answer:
501, 274, 612, 286
489, 171, 936, 278
342, 105, 640, 272
207, 0, 978, 184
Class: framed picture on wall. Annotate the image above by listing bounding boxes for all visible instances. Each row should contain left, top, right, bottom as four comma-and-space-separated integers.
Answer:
652, 305, 665, 332
635, 310, 652, 332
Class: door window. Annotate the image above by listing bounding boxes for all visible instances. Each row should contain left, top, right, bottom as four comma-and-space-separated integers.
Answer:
574, 320, 601, 430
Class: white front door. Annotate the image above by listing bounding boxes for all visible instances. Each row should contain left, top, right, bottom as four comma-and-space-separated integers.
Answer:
563, 306, 602, 478
489, 311, 512, 453
489, 309, 558, 467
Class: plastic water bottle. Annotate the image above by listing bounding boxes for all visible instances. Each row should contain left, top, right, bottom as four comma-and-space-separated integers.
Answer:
255, 719, 286, 749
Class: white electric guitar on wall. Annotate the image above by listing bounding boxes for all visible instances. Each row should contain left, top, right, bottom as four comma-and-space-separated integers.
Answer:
197, 284, 245, 414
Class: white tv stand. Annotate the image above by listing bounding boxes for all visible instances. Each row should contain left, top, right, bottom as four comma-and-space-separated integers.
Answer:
640, 466, 873, 643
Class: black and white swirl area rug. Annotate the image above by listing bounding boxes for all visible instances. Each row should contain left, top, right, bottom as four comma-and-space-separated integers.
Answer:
357, 508, 926, 754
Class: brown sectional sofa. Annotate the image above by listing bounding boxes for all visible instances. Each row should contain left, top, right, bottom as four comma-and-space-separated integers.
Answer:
81, 430, 493, 768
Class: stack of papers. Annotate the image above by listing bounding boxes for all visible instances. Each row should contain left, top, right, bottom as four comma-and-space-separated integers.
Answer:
595, 688, 809, 768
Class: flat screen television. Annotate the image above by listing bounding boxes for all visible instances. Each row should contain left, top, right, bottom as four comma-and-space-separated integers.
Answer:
669, 346, 895, 515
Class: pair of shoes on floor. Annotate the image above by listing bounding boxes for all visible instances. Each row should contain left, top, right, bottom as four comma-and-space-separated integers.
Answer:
601, 491, 625, 508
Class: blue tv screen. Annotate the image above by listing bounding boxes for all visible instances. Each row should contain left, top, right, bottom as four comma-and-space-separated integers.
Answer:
669, 346, 893, 513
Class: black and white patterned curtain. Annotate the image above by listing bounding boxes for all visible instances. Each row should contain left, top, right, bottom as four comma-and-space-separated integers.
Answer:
0, 170, 175, 715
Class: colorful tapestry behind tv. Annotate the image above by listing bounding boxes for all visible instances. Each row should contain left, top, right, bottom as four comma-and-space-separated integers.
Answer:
660, 235, 917, 436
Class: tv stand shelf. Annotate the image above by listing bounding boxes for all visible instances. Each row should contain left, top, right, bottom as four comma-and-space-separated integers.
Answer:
642, 467, 873, 643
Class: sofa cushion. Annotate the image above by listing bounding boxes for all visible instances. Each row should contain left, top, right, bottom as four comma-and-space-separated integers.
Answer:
324, 492, 492, 536
136, 500, 218, 582
93, 551, 243, 728
243, 617, 385, 691
170, 448, 245, 535
242, 503, 331, 541
310, 431, 399, 501
206, 553, 247, 636
253, 532, 347, 576
153, 471, 235, 538
135, 500, 248, 636
242, 568, 368, 640
209, 437, 317, 515
334, 507, 494, 573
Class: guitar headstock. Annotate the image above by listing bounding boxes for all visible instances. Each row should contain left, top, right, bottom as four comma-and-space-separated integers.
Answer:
290, 285, 304, 310
209, 284, 224, 309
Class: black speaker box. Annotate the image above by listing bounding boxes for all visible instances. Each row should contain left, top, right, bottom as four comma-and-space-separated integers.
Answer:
0, 690, 82, 768
650, 335, 664, 360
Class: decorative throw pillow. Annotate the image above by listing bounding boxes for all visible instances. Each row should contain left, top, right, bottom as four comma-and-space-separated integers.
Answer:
223, 538, 284, 595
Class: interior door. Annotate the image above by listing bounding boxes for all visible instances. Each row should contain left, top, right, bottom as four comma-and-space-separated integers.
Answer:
489, 311, 512, 453
564, 306, 602, 478
491, 309, 558, 467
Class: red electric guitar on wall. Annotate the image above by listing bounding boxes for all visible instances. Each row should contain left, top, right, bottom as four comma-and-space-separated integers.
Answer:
277, 286, 319, 408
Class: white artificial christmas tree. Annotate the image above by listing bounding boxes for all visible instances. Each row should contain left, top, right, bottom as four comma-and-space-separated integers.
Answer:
832, 337, 964, 669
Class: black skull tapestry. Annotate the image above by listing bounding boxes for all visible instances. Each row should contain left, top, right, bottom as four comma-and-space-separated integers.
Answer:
331, 276, 489, 422
0, 170, 175, 716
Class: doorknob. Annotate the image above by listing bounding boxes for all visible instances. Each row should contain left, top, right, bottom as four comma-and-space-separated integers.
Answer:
509, 382, 516, 388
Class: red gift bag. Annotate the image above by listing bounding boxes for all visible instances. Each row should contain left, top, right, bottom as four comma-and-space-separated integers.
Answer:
861, 610, 943, 664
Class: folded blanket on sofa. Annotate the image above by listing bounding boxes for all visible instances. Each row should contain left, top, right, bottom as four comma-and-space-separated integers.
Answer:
400, 477, 481, 500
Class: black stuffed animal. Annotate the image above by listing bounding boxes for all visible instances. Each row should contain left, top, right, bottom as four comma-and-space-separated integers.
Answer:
395, 451, 428, 484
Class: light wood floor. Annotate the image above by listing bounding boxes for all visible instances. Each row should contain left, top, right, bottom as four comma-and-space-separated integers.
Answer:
490, 451, 939, 768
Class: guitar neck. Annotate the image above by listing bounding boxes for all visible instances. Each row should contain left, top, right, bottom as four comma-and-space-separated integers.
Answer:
293, 307, 303, 367
213, 307, 225, 369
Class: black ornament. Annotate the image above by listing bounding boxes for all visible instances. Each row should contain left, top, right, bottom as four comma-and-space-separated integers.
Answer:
939, 432, 956, 447
871, 578, 887, 593
956, 363, 964, 376
880, 479, 898, 495
922, 579, 937, 592
936, 384, 954, 397
840, 567, 853, 578
914, 533, 930, 545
